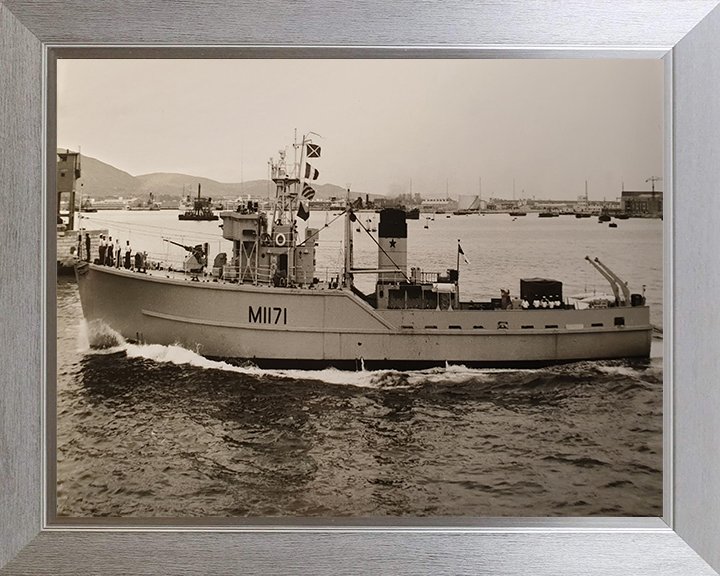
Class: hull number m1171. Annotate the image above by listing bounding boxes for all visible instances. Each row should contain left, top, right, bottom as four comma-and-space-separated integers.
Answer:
249, 306, 287, 325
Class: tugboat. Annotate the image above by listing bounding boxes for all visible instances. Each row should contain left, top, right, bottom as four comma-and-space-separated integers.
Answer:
75, 134, 652, 369
405, 207, 420, 220
128, 192, 161, 211
80, 199, 98, 213
178, 184, 219, 221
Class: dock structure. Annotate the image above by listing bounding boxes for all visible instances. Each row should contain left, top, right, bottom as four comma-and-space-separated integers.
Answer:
56, 150, 108, 273
57, 150, 80, 231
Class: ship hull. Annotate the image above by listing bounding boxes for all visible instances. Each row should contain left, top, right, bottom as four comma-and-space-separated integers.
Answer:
75, 263, 653, 368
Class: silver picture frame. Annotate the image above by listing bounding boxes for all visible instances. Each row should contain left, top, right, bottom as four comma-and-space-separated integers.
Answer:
2, 1, 720, 574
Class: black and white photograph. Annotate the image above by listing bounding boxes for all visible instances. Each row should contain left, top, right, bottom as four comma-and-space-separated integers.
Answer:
56, 58, 663, 518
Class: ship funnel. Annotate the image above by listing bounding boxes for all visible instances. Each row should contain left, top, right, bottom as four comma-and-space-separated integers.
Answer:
378, 208, 407, 283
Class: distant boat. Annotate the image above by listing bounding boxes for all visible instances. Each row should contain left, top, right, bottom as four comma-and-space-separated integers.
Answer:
178, 184, 219, 221
509, 211, 527, 217
538, 212, 559, 218
80, 200, 97, 213
127, 192, 161, 211
609, 222, 618, 228
575, 180, 592, 219
405, 207, 420, 220
615, 213, 630, 220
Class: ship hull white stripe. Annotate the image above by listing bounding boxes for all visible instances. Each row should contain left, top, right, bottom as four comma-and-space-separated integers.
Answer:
142, 308, 651, 336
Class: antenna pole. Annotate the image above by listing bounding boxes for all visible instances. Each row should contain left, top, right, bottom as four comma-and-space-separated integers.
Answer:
343, 187, 354, 288
479, 176, 482, 213
77, 146, 83, 232
456, 239, 461, 303
646, 176, 662, 198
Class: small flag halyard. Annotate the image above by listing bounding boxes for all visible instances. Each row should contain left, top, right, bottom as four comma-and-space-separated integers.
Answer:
306, 144, 321, 158
305, 163, 320, 180
458, 242, 470, 265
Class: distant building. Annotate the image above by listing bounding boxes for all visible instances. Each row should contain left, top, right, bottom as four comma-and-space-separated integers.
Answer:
421, 198, 451, 209
487, 198, 521, 211
621, 190, 663, 216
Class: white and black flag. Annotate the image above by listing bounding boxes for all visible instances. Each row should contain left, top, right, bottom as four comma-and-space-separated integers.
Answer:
305, 163, 320, 181
306, 143, 321, 158
302, 184, 316, 200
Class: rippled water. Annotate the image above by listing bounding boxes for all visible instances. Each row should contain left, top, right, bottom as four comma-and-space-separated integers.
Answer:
57, 212, 663, 517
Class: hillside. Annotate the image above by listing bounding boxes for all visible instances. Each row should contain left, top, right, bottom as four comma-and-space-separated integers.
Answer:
136, 174, 352, 201
60, 151, 139, 198
136, 173, 267, 199
59, 150, 377, 201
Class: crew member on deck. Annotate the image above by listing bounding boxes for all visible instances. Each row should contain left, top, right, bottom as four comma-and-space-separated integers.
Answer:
124, 241, 132, 269
115, 239, 122, 269
134, 251, 145, 273
85, 233, 91, 262
105, 236, 114, 266
98, 235, 106, 265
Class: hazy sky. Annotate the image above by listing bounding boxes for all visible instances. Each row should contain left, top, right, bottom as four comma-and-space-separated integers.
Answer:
57, 59, 663, 201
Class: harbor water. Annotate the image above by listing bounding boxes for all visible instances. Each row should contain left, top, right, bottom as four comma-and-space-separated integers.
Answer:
57, 211, 663, 517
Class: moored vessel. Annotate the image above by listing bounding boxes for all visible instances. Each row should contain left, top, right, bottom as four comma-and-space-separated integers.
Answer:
75, 135, 652, 369
127, 192, 161, 211
178, 184, 218, 221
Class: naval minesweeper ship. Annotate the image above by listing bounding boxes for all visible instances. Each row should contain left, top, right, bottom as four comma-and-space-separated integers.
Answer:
75, 135, 652, 369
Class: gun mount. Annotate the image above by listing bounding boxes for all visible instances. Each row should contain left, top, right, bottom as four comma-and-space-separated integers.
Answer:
164, 238, 208, 275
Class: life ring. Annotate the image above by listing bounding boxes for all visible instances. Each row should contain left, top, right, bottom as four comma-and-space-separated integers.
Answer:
275, 233, 286, 247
